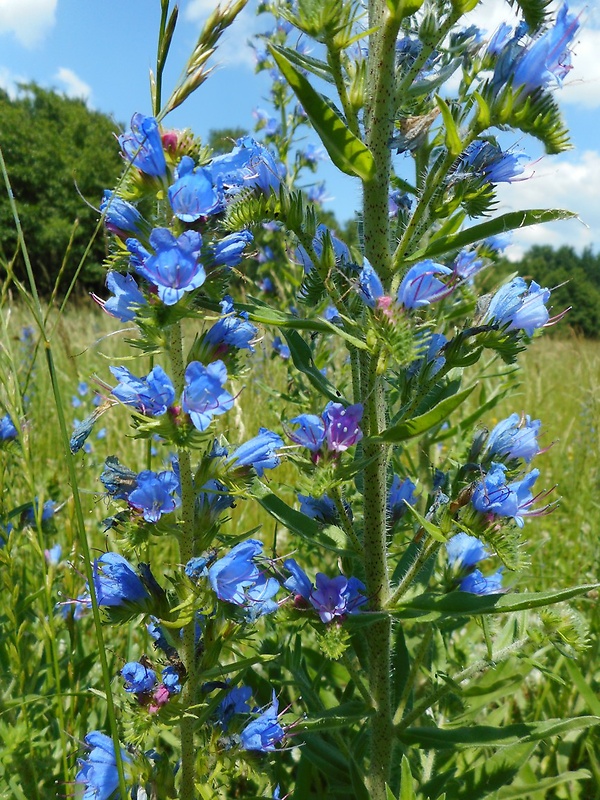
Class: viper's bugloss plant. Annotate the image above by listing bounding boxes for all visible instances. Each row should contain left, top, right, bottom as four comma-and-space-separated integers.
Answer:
2, 0, 596, 798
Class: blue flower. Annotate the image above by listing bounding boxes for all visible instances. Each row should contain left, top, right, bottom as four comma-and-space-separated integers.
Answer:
0, 414, 18, 441
323, 402, 364, 453
283, 559, 367, 623
484, 233, 512, 252
92, 272, 147, 322
283, 558, 313, 600
457, 140, 528, 184
45, 543, 62, 565
485, 413, 542, 462
389, 189, 412, 217
128, 228, 205, 306
460, 568, 504, 595
485, 277, 550, 336
310, 573, 367, 623
208, 539, 280, 617
210, 230, 254, 268
287, 413, 326, 452
168, 156, 222, 221
227, 428, 283, 476
499, 4, 580, 97
119, 113, 167, 177
195, 479, 235, 518
240, 691, 285, 751
472, 463, 541, 527
185, 555, 211, 582
358, 258, 384, 308
128, 469, 181, 523
100, 191, 145, 236
389, 476, 418, 521
23, 498, 57, 525
209, 136, 283, 197
298, 494, 338, 524
272, 336, 291, 359
92, 552, 150, 607
397, 260, 452, 309
446, 532, 489, 572
217, 685, 253, 729
110, 365, 175, 416
253, 107, 280, 135
303, 143, 326, 164
76, 731, 131, 800
453, 249, 484, 280
408, 332, 447, 379
205, 296, 257, 352
182, 360, 234, 432
295, 223, 351, 272
161, 665, 182, 695
121, 661, 157, 693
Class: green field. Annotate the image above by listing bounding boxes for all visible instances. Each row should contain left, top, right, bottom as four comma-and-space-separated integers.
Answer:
0, 303, 599, 798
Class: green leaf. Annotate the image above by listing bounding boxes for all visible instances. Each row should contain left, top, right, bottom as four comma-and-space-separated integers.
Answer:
243, 297, 368, 350
435, 95, 462, 156
374, 384, 476, 443
406, 209, 577, 263
563, 659, 600, 716
386, 786, 399, 800
400, 755, 417, 800
254, 489, 354, 555
398, 716, 600, 749
402, 502, 447, 542
268, 44, 375, 181
282, 328, 348, 404
497, 770, 592, 799
297, 702, 373, 732
387, 0, 426, 20
267, 42, 334, 83
390, 584, 600, 621
200, 653, 279, 680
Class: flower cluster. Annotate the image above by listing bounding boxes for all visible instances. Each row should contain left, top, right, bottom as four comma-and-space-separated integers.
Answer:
287, 402, 363, 461
283, 559, 367, 623
208, 539, 280, 619
445, 532, 504, 595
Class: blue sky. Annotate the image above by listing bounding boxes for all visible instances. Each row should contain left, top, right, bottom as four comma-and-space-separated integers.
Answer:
0, 0, 599, 259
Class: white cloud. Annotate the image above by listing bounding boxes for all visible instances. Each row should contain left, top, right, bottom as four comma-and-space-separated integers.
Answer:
494, 149, 600, 259
0, 65, 25, 97
183, 0, 262, 68
0, 0, 57, 47
54, 67, 92, 102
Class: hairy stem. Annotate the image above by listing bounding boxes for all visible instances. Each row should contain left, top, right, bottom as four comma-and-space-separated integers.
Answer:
168, 322, 199, 800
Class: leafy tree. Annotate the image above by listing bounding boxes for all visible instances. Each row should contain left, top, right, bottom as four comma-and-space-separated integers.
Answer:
0, 84, 123, 295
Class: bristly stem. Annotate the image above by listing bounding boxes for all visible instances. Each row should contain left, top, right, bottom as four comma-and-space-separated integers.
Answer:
168, 321, 199, 800
361, 1, 403, 795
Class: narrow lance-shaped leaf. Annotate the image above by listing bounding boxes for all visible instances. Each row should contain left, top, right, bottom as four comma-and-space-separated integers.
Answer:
268, 44, 376, 181
373, 384, 476, 443
405, 209, 577, 264
390, 583, 600, 620
281, 328, 348, 404
397, 716, 600, 749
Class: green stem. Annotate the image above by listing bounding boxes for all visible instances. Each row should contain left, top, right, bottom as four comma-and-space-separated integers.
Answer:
327, 44, 360, 138
330, 485, 362, 554
387, 538, 442, 608
168, 322, 199, 800
361, 351, 393, 799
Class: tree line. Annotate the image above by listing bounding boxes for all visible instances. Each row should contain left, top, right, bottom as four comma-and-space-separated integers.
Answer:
0, 86, 598, 337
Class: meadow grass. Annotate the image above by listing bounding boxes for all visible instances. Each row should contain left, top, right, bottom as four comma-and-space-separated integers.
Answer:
0, 301, 599, 797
